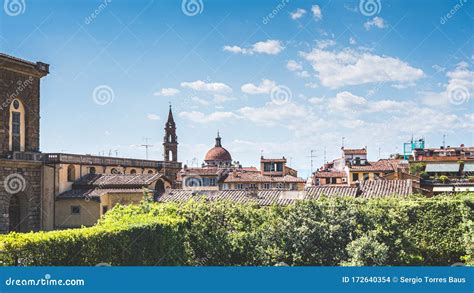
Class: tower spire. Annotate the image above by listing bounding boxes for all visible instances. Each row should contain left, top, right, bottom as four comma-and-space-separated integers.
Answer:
215, 131, 222, 147
167, 104, 175, 125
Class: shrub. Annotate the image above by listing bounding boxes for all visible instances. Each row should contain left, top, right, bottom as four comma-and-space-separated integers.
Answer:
342, 232, 389, 266
439, 175, 449, 183
0, 210, 186, 266
1, 194, 472, 266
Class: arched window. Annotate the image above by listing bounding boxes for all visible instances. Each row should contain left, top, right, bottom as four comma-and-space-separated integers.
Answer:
89, 167, 96, 174
111, 168, 120, 174
130, 169, 137, 174
67, 165, 76, 182
9, 99, 25, 152
147, 170, 154, 174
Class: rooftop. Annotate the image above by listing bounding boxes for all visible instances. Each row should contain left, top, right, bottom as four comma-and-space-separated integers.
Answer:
342, 148, 367, 155
157, 179, 416, 205
43, 153, 181, 169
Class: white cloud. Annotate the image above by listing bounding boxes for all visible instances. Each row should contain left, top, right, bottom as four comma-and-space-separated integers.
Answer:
154, 88, 180, 96
311, 5, 322, 20
297, 71, 310, 78
287, 60, 303, 71
147, 114, 160, 120
349, 37, 356, 45
223, 40, 284, 55
238, 102, 309, 126
290, 8, 306, 20
179, 111, 239, 123
327, 91, 410, 113
180, 80, 232, 93
421, 61, 473, 106
191, 97, 210, 106
287, 60, 310, 78
308, 97, 324, 105
368, 100, 408, 112
328, 91, 367, 112
364, 17, 387, 30
241, 79, 277, 94
432, 64, 446, 73
213, 94, 237, 103
301, 48, 424, 88
316, 39, 336, 49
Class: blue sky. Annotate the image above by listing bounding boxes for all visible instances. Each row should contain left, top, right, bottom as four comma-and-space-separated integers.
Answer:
1, 0, 473, 177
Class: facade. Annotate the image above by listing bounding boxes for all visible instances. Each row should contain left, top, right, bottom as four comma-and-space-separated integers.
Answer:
0, 54, 49, 233
409, 144, 474, 195
55, 173, 171, 228
313, 147, 408, 186
179, 135, 306, 191
0, 53, 182, 233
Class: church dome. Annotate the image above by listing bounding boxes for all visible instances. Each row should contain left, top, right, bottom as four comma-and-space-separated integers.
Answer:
205, 146, 232, 162
204, 132, 232, 165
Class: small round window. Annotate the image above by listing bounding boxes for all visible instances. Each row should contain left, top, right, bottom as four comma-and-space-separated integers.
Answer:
13, 100, 20, 110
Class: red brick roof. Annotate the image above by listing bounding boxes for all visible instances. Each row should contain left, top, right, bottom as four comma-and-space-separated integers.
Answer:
57, 188, 146, 200
157, 179, 415, 205
343, 148, 367, 155
314, 171, 346, 178
223, 171, 305, 183
73, 173, 166, 188
157, 190, 299, 206
178, 168, 306, 184
359, 179, 413, 198
306, 185, 357, 199
349, 159, 405, 172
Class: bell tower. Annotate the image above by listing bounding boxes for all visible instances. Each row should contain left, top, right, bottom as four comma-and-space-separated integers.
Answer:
163, 105, 178, 162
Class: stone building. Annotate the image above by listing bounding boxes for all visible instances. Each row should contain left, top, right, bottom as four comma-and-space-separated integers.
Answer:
0, 53, 182, 233
313, 147, 408, 186
0, 54, 49, 233
178, 133, 306, 191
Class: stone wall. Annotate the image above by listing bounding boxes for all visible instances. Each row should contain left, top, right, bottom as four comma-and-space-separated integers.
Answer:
0, 160, 42, 233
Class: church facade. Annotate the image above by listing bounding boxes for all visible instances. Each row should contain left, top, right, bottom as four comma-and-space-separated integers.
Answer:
0, 53, 181, 233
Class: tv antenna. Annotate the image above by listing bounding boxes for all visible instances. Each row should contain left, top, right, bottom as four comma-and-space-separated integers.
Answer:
141, 138, 154, 159
306, 150, 318, 175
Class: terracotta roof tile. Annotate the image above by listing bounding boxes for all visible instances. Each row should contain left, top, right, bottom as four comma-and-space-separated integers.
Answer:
343, 148, 367, 155
359, 179, 413, 198
349, 159, 405, 172
306, 186, 358, 199
57, 188, 145, 200
314, 171, 346, 178
73, 173, 164, 188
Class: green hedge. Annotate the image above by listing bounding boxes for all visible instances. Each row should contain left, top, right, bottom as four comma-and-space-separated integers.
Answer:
0, 213, 186, 266
1, 194, 473, 266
